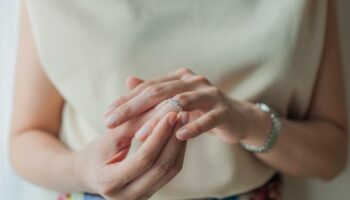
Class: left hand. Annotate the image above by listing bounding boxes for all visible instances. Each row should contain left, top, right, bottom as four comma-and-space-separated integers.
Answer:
104, 68, 269, 144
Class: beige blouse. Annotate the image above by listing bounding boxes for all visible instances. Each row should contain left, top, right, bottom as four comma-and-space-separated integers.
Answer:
27, 0, 327, 199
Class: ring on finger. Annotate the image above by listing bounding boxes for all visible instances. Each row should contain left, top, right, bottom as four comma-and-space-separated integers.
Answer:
166, 98, 184, 113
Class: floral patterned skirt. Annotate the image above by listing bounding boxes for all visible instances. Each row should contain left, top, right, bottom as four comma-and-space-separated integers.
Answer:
58, 174, 282, 200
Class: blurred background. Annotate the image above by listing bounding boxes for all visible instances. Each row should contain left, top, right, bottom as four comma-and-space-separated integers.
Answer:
0, 0, 349, 199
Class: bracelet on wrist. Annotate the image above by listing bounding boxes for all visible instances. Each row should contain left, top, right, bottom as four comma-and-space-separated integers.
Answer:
240, 103, 282, 153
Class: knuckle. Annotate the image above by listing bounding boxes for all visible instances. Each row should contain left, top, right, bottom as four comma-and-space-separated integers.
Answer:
115, 96, 128, 106
192, 75, 210, 85
219, 105, 230, 115
217, 107, 230, 121
189, 122, 201, 134
146, 85, 163, 98
174, 94, 188, 105
206, 113, 217, 125
95, 172, 110, 195
96, 181, 114, 196
177, 67, 193, 76
138, 153, 154, 169
118, 105, 132, 119
98, 187, 112, 197
95, 170, 123, 197
146, 80, 155, 86
167, 167, 181, 181
171, 162, 183, 174
140, 80, 154, 89
154, 162, 172, 177
208, 87, 222, 96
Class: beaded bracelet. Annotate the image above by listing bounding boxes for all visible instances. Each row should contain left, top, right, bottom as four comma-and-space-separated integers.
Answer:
240, 103, 282, 153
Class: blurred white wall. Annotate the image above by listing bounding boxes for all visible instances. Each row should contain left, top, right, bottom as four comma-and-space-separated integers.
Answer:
0, 0, 349, 199
0, 0, 20, 199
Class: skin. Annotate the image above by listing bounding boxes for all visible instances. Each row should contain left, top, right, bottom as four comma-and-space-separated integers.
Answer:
105, 0, 347, 180
9, 1, 347, 200
10, 2, 189, 200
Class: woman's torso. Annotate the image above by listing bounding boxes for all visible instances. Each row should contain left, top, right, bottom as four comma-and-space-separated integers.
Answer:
26, 0, 327, 199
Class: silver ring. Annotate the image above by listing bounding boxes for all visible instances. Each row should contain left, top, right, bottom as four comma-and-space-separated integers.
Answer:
166, 98, 184, 112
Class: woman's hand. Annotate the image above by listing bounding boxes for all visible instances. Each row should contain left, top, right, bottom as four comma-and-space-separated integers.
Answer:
104, 68, 269, 144
75, 112, 188, 200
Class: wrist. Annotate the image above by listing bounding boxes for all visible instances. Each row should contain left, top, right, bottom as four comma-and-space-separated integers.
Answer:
71, 150, 95, 193
240, 103, 282, 153
240, 102, 272, 146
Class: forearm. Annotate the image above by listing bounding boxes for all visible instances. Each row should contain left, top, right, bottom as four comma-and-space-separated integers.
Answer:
239, 0, 347, 179
243, 109, 347, 179
10, 129, 83, 193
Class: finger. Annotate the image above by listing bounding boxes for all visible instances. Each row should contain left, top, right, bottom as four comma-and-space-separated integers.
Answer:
134, 102, 178, 141
102, 112, 178, 193
109, 104, 161, 139
146, 113, 189, 194
105, 68, 195, 115
96, 130, 134, 165
126, 76, 144, 90
121, 68, 195, 102
134, 90, 217, 141
172, 89, 218, 110
104, 76, 144, 116
104, 148, 130, 165
120, 143, 187, 200
135, 108, 189, 142
176, 107, 227, 140
105, 80, 190, 128
146, 141, 187, 197
117, 113, 189, 199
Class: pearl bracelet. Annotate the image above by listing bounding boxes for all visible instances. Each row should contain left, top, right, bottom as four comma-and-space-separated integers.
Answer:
240, 103, 282, 153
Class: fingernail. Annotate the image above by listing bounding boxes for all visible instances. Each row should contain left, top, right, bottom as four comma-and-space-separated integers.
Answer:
116, 141, 130, 150
177, 128, 188, 140
105, 113, 118, 127
135, 126, 149, 141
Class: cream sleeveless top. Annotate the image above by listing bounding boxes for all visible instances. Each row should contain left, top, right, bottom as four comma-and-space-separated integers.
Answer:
27, 0, 327, 199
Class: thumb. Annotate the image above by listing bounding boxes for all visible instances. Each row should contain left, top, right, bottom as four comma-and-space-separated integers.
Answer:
102, 130, 133, 164
126, 76, 144, 90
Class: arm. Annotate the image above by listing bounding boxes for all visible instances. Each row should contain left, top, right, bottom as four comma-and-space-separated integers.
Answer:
249, 0, 347, 180
10, 3, 187, 199
9, 2, 82, 192
104, 1, 347, 180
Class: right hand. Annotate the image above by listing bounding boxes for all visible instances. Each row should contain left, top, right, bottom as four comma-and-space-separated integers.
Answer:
74, 111, 188, 200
